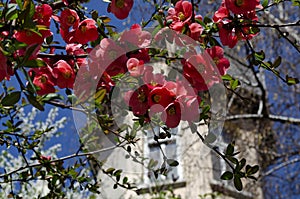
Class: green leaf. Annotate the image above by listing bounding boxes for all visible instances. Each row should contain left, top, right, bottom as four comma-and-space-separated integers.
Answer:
24, 59, 46, 68
166, 159, 179, 167
1, 92, 21, 106
148, 159, 158, 169
16, 0, 23, 9
221, 171, 233, 180
230, 79, 239, 90
42, 93, 64, 102
203, 16, 212, 24
122, 177, 128, 184
286, 76, 299, 85
226, 143, 234, 156
222, 74, 233, 81
113, 184, 118, 189
239, 158, 246, 170
153, 14, 164, 28
94, 89, 106, 105
246, 165, 259, 175
26, 94, 45, 111
5, 7, 18, 20
227, 156, 238, 164
261, 0, 269, 7
234, 175, 243, 191
113, 169, 122, 176
273, 56, 281, 68
292, 0, 300, 6
105, 168, 115, 174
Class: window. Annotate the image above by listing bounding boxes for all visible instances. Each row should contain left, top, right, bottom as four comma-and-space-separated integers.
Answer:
144, 126, 182, 184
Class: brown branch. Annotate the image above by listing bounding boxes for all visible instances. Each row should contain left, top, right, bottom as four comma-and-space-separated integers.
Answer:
0, 144, 122, 179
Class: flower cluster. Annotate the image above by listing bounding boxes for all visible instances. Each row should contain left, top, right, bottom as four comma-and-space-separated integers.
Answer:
166, 0, 203, 40
182, 46, 230, 92
53, 9, 98, 44
1, 1, 236, 129
29, 59, 76, 95
213, 0, 261, 48
124, 60, 201, 128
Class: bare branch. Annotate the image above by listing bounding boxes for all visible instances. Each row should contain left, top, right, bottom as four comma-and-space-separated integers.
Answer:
225, 114, 300, 124
261, 157, 300, 178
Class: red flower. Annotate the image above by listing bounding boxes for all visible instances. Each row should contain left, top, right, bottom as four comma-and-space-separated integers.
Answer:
31, 66, 55, 95
74, 19, 98, 44
108, 0, 134, 20
183, 54, 217, 91
206, 46, 230, 75
94, 38, 128, 76
53, 60, 75, 89
127, 58, 145, 77
119, 24, 151, 48
54, 9, 79, 29
167, 0, 193, 32
213, 6, 230, 22
59, 28, 75, 44
148, 87, 176, 110
177, 95, 200, 122
14, 29, 44, 45
126, 84, 151, 116
66, 43, 87, 67
188, 23, 203, 40
219, 21, 239, 48
225, 0, 260, 14
161, 100, 182, 128
34, 4, 53, 27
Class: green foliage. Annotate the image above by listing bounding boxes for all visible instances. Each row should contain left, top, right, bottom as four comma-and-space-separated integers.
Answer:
219, 142, 260, 191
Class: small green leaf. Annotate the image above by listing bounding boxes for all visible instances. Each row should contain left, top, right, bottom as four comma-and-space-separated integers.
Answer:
292, 0, 300, 6
246, 165, 259, 175
24, 59, 46, 68
239, 158, 246, 170
203, 16, 212, 24
286, 76, 299, 85
16, 0, 23, 9
221, 171, 233, 180
94, 89, 106, 105
234, 175, 243, 191
222, 74, 233, 81
226, 143, 234, 156
26, 94, 44, 111
113, 184, 118, 189
5, 8, 18, 20
261, 0, 269, 7
42, 93, 64, 102
105, 168, 115, 174
153, 14, 164, 28
122, 177, 128, 184
227, 156, 238, 164
1, 92, 21, 106
166, 159, 179, 167
230, 79, 239, 90
273, 56, 281, 68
